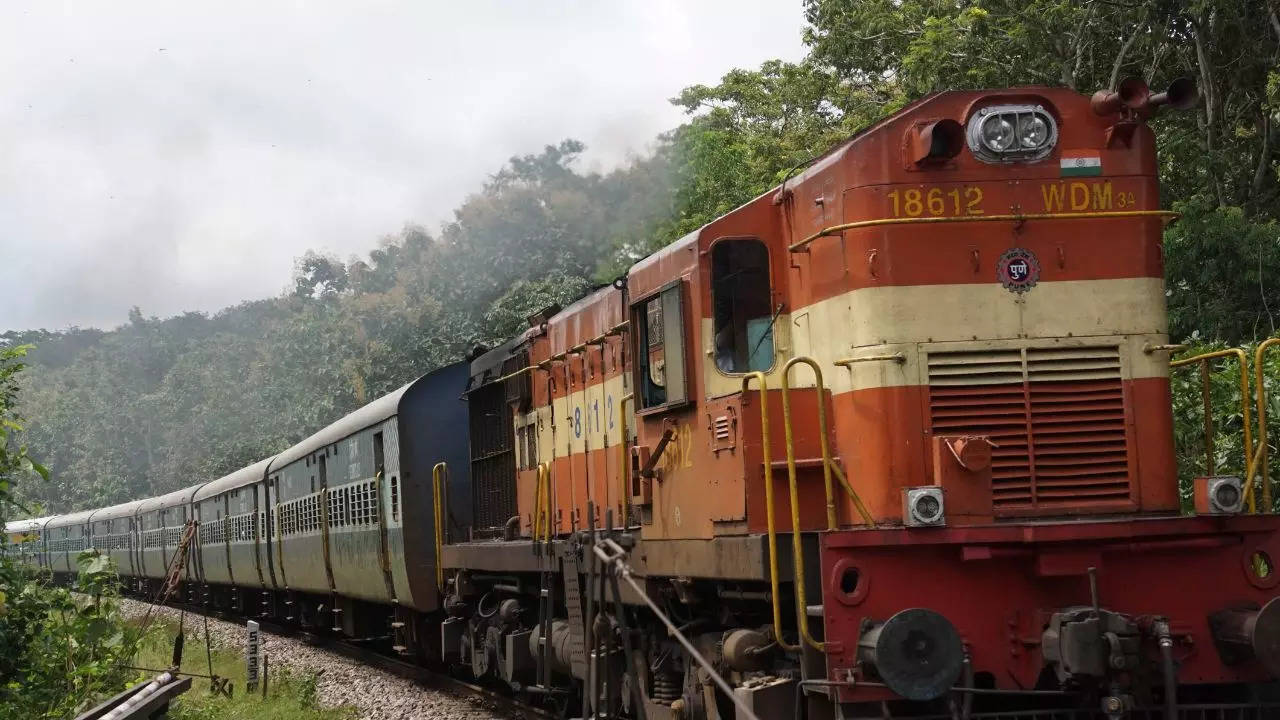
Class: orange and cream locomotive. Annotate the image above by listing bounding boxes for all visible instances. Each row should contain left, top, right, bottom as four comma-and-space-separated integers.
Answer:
12, 78, 1280, 719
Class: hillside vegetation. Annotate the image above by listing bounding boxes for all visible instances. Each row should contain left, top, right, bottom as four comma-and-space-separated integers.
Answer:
6, 0, 1280, 513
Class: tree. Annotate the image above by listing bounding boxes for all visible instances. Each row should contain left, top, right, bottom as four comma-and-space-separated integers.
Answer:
293, 251, 351, 299
1, 346, 140, 718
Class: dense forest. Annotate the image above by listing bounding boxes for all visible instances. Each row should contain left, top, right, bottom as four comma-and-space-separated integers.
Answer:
5, 0, 1280, 513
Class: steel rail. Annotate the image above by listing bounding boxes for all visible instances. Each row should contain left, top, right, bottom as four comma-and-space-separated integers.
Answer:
129, 596, 556, 719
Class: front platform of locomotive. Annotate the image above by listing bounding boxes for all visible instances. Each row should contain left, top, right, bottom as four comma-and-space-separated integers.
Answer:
790, 83, 1280, 716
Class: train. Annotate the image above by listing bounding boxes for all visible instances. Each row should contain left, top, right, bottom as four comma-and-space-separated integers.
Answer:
9, 78, 1280, 719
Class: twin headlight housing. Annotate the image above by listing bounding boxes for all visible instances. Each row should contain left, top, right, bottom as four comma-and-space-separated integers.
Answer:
966, 104, 1058, 163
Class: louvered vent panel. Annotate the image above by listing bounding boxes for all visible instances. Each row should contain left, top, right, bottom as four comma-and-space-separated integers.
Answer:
927, 345, 1131, 513
713, 415, 731, 441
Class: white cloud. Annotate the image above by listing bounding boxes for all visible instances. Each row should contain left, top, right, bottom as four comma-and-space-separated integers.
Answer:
0, 1, 805, 330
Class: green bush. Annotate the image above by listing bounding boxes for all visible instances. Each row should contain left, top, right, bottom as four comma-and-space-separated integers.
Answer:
0, 551, 141, 718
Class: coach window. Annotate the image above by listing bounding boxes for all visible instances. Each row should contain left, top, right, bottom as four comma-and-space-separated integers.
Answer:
634, 282, 689, 411
711, 238, 774, 374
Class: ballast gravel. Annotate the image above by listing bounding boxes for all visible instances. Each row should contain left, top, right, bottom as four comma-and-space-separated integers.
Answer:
120, 599, 505, 720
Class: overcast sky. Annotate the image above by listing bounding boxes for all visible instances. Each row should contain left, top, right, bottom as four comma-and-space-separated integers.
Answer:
0, 2, 806, 332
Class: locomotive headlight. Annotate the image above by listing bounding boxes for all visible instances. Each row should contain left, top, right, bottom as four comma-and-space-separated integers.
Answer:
967, 104, 1058, 162
1018, 115, 1049, 148
981, 116, 1015, 151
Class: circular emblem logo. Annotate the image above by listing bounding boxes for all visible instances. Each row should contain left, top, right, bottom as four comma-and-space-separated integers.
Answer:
996, 247, 1040, 294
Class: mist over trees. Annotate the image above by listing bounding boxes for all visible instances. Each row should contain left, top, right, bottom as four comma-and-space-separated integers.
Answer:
5, 0, 1279, 512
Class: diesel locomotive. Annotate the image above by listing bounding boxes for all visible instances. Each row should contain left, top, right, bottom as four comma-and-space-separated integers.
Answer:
11, 79, 1280, 719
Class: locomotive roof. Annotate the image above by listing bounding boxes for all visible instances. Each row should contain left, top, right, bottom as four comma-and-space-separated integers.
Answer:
138, 484, 205, 514
5, 515, 56, 533
271, 379, 414, 470
193, 457, 274, 502
90, 499, 147, 522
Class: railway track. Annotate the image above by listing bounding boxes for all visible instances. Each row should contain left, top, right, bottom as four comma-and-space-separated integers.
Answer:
287, 626, 553, 720
125, 597, 551, 720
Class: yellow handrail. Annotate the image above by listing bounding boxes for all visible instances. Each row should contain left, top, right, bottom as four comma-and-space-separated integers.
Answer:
532, 462, 546, 544
741, 372, 799, 653
1255, 338, 1280, 511
788, 210, 1180, 253
432, 462, 448, 592
544, 463, 555, 545
779, 357, 836, 652
618, 394, 633, 529
1170, 349, 1254, 511
781, 357, 838, 531
532, 462, 554, 547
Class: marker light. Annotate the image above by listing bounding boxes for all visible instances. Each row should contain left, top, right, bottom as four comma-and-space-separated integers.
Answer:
902, 487, 946, 527
1194, 475, 1244, 515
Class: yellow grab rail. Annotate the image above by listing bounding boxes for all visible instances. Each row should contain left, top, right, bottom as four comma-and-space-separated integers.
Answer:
788, 210, 1180, 253
779, 356, 837, 652
532, 462, 554, 547
1255, 338, 1280, 511
781, 357, 839, 531
618, 394, 633, 529
741, 372, 799, 653
1170, 348, 1254, 511
826, 458, 876, 527
432, 462, 448, 592
532, 462, 546, 544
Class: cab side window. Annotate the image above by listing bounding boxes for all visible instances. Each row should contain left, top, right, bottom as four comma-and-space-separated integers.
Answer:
711, 239, 774, 374
634, 283, 688, 410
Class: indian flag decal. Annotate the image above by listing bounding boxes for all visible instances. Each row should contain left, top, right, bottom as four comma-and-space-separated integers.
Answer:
1060, 150, 1102, 177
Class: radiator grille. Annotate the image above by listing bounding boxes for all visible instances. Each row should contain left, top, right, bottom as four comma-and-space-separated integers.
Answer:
927, 345, 1131, 512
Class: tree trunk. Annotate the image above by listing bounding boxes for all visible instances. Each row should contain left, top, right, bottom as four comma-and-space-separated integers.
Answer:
1252, 111, 1272, 200
1108, 24, 1142, 90
1192, 13, 1226, 207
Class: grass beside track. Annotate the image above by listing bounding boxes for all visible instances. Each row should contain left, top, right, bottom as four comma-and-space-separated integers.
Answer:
130, 617, 357, 720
